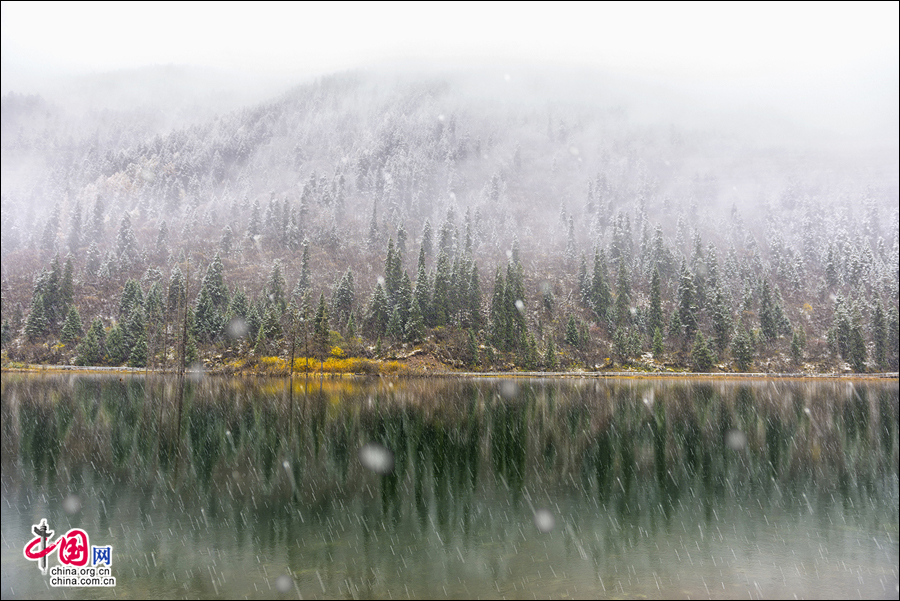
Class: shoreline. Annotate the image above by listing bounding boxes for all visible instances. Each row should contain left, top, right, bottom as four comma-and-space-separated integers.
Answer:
2, 364, 897, 381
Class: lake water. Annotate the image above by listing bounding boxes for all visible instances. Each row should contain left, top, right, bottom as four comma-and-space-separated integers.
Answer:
2, 374, 897, 599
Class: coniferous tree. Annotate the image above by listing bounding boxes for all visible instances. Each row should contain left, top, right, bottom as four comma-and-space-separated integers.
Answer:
544, 337, 558, 371
466, 264, 483, 330
614, 257, 631, 326
61, 257, 75, 312
167, 266, 186, 318
691, 331, 715, 372
24, 293, 48, 342
652, 327, 665, 358
565, 315, 581, 348
648, 267, 664, 339
489, 267, 508, 349
266, 260, 287, 314
292, 239, 311, 300
732, 325, 753, 372
90, 196, 105, 241
871, 302, 887, 368
405, 296, 425, 343
115, 213, 140, 270
313, 294, 330, 363
384, 238, 402, 304
758, 279, 778, 342
332, 269, 355, 326
106, 324, 128, 365
523, 333, 540, 370
60, 306, 83, 345
791, 327, 805, 364
1, 320, 11, 348
578, 254, 590, 307
831, 297, 852, 360
711, 286, 732, 354
676, 261, 697, 346
367, 283, 390, 340
128, 333, 148, 367
887, 304, 899, 370
590, 250, 611, 326
431, 249, 452, 326
387, 306, 404, 342
75, 318, 105, 365
85, 242, 102, 276
421, 219, 433, 260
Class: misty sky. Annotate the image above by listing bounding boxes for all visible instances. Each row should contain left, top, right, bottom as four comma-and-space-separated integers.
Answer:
2, 1, 898, 141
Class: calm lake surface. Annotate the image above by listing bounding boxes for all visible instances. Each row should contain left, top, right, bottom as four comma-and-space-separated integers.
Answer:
1, 374, 897, 599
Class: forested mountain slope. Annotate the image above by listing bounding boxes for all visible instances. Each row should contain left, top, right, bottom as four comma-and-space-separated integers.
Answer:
2, 69, 897, 372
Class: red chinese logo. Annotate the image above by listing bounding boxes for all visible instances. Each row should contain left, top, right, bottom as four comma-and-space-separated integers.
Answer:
24, 528, 90, 567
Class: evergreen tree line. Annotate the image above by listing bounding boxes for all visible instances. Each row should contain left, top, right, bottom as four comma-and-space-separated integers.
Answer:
4, 226, 898, 373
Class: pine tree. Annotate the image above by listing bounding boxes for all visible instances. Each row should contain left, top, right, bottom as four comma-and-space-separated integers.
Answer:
387, 306, 404, 341
759, 279, 778, 342
848, 304, 867, 372
791, 328, 804, 364
871, 302, 887, 368
732, 325, 753, 372
384, 238, 402, 303
652, 327, 665, 358
413, 254, 431, 329
648, 267, 664, 339
24, 293, 48, 342
711, 286, 732, 354
0, 320, 10, 348
106, 324, 128, 365
887, 304, 899, 370
405, 296, 425, 342
115, 213, 140, 269
292, 239, 311, 300
266, 260, 287, 314
544, 337, 558, 371
489, 267, 508, 349
367, 201, 380, 251
203, 253, 229, 313
332, 269, 355, 327
367, 283, 390, 339
467, 264, 483, 330
260, 304, 283, 341
90, 196, 105, 241
86, 242, 102, 276
167, 266, 186, 317
313, 294, 330, 362
61, 256, 75, 312
467, 329, 479, 368
431, 250, 452, 326
128, 333, 148, 367
194, 285, 223, 342
590, 250, 611, 326
75, 318, 105, 365
676, 261, 697, 346
60, 306, 83, 345
565, 315, 581, 348
421, 219, 434, 261
614, 257, 631, 326
523, 333, 540, 370
691, 331, 715, 372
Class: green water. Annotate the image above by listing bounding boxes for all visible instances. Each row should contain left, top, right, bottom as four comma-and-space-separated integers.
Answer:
2, 374, 897, 599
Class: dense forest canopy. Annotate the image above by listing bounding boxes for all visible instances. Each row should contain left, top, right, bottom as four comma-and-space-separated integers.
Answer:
1, 67, 898, 372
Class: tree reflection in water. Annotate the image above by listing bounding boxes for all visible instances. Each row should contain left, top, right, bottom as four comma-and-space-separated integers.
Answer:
1, 375, 897, 599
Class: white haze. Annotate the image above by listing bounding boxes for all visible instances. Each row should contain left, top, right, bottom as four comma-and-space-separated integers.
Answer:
2, 2, 897, 144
